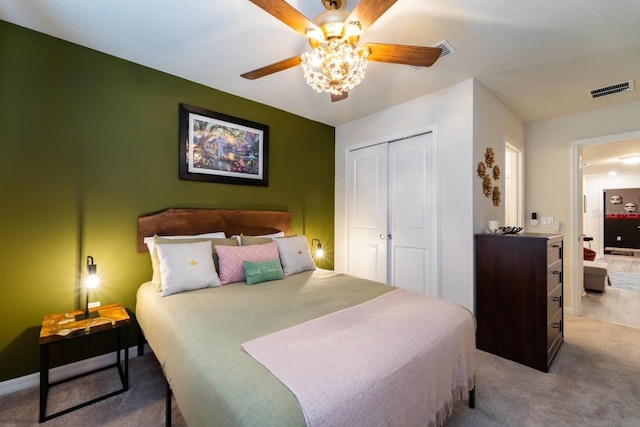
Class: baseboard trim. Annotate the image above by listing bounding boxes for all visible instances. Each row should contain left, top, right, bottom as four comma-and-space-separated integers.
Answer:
0, 344, 151, 397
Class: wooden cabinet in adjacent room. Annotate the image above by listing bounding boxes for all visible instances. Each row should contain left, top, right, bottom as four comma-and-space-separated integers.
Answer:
475, 233, 564, 372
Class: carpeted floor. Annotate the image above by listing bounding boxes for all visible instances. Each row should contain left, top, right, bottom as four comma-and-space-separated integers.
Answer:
1, 315, 639, 426
608, 270, 640, 292
0, 353, 186, 427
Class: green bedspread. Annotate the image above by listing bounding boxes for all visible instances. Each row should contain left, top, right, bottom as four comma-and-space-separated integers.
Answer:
136, 269, 396, 427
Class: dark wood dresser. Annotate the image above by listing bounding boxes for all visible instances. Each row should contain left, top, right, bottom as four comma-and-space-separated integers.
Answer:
475, 233, 564, 372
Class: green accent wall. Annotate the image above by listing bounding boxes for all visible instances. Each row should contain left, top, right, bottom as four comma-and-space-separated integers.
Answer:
0, 20, 335, 382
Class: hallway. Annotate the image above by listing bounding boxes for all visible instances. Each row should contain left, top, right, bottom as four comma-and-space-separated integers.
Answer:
581, 254, 640, 328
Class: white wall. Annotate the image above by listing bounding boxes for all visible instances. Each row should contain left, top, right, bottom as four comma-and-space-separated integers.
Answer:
525, 101, 640, 313
336, 79, 474, 310
584, 172, 640, 258
335, 79, 523, 312
473, 81, 525, 232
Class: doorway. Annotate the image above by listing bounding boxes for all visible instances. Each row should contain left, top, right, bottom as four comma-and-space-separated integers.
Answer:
572, 131, 640, 328
504, 139, 523, 227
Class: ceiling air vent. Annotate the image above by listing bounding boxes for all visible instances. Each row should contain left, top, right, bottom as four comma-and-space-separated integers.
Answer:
433, 40, 456, 58
409, 40, 456, 71
589, 80, 635, 99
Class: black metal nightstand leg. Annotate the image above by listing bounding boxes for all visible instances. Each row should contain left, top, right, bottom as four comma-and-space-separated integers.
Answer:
124, 326, 129, 389
166, 379, 172, 427
137, 322, 146, 357
39, 344, 50, 423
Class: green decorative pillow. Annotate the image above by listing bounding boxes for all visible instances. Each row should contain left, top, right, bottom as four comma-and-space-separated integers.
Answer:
243, 258, 284, 285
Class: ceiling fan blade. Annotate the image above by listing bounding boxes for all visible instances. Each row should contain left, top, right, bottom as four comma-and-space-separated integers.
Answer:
331, 92, 349, 102
249, 0, 321, 39
345, 0, 397, 33
240, 55, 303, 80
364, 43, 442, 67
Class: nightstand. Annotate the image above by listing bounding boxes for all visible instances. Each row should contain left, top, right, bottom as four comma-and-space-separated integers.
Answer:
39, 303, 130, 423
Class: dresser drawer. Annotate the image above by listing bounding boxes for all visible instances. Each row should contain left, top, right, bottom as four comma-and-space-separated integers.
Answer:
547, 309, 563, 351
547, 259, 562, 292
547, 241, 563, 266
547, 285, 562, 321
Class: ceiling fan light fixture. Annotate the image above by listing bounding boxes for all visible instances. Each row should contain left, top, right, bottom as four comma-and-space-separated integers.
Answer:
301, 40, 368, 95
312, 8, 350, 39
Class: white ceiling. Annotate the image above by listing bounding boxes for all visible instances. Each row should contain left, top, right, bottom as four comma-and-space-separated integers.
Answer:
1, 0, 639, 127
582, 139, 640, 176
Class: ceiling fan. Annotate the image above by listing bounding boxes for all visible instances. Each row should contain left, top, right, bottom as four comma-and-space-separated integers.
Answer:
241, 0, 442, 102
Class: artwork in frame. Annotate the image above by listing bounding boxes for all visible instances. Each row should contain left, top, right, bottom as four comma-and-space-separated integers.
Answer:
179, 103, 269, 186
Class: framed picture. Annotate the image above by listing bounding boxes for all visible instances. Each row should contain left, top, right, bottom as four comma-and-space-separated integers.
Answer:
179, 103, 269, 186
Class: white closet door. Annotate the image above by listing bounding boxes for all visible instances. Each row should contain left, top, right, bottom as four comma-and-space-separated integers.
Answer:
388, 133, 436, 295
347, 143, 389, 282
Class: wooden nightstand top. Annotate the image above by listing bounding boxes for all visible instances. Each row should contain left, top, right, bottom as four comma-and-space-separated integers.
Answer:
39, 303, 130, 345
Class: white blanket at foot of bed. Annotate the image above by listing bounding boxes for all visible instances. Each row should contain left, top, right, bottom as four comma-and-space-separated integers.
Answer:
242, 288, 476, 427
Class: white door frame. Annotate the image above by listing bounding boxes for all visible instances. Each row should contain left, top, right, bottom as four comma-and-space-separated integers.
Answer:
344, 124, 441, 296
571, 130, 640, 315
504, 136, 525, 228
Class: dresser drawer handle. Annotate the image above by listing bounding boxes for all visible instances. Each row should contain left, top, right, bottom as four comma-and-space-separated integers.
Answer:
551, 244, 560, 248
552, 322, 561, 329
552, 296, 561, 302
552, 271, 561, 275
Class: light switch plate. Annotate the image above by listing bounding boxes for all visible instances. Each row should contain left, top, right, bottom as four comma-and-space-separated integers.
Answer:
540, 217, 554, 226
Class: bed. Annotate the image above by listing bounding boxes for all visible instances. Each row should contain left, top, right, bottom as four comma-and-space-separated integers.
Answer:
135, 208, 476, 427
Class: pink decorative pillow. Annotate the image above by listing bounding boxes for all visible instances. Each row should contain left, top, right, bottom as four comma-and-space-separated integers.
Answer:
216, 241, 280, 285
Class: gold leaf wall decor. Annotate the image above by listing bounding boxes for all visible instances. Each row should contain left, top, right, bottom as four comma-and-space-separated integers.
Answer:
477, 147, 500, 205
492, 186, 501, 206
477, 162, 487, 178
483, 175, 492, 197
485, 147, 495, 168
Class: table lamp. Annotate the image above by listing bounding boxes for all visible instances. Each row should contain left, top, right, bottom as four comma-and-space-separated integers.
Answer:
311, 238, 324, 258
75, 256, 101, 321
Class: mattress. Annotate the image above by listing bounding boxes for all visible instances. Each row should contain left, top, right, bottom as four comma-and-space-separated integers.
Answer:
136, 270, 395, 427
136, 269, 397, 426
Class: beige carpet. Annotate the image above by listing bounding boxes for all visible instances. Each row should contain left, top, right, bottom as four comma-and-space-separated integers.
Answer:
1, 315, 638, 426
448, 315, 640, 426
0, 352, 186, 427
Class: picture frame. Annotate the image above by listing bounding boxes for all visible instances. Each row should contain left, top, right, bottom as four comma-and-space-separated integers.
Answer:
179, 103, 269, 186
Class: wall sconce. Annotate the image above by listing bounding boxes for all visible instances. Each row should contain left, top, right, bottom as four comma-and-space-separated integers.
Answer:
311, 239, 324, 258
75, 256, 101, 321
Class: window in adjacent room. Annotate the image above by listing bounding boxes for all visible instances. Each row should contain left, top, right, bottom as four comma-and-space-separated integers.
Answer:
504, 140, 523, 227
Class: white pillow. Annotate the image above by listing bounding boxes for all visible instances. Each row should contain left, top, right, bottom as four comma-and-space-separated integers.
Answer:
156, 241, 221, 297
144, 232, 226, 253
275, 235, 316, 275
232, 231, 284, 245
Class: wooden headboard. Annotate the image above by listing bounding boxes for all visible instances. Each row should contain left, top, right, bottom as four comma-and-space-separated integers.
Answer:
137, 208, 292, 253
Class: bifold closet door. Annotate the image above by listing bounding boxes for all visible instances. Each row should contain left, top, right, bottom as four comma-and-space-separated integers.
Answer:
388, 132, 435, 295
347, 132, 436, 295
347, 143, 389, 283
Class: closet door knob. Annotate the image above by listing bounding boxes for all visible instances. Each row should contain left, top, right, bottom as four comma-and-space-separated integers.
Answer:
379, 234, 386, 240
